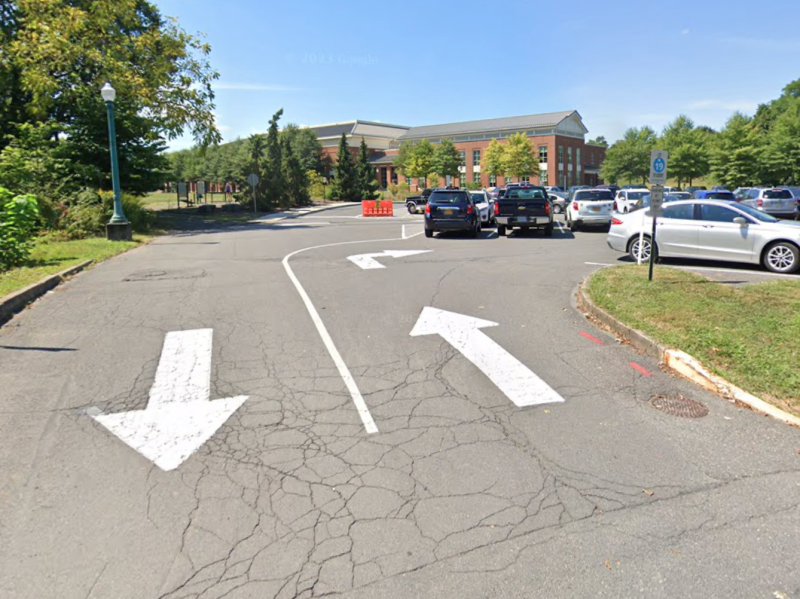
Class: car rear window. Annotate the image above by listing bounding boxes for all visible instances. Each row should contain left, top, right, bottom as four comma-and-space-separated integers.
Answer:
507, 188, 547, 199
429, 191, 469, 205
705, 192, 736, 200
626, 191, 647, 200
764, 189, 793, 199
575, 190, 613, 201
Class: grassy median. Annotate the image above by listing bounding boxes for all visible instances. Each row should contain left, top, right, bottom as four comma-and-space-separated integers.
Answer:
587, 265, 800, 415
0, 236, 147, 298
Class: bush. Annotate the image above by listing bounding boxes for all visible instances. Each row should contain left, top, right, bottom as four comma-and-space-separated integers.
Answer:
307, 171, 325, 199
60, 189, 151, 239
0, 188, 41, 270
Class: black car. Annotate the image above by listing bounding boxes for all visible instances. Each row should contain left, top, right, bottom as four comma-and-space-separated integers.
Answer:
424, 189, 481, 238
406, 188, 433, 214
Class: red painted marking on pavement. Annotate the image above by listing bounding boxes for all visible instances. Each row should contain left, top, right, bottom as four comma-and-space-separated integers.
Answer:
579, 332, 603, 345
629, 362, 653, 377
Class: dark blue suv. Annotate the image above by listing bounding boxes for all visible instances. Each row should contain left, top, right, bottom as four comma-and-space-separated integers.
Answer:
424, 189, 481, 238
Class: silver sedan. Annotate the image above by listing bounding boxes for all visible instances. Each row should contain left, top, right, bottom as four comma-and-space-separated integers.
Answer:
607, 200, 800, 273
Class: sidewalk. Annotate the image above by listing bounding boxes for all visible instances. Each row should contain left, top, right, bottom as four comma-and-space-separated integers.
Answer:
249, 202, 351, 224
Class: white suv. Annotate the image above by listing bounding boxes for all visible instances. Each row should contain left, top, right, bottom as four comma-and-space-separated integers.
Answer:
614, 189, 649, 213
566, 189, 615, 231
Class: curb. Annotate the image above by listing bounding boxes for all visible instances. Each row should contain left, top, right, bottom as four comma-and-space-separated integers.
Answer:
577, 275, 800, 429
249, 202, 351, 224
0, 260, 92, 326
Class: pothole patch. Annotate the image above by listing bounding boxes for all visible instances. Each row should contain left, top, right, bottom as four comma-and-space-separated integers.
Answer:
649, 394, 709, 418
124, 268, 206, 282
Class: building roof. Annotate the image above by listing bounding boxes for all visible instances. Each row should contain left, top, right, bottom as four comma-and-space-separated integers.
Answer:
369, 154, 398, 165
305, 120, 409, 140
397, 110, 581, 140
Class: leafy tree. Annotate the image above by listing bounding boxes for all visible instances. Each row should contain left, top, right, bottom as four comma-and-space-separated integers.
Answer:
588, 136, 608, 148
709, 113, 762, 188
0, 188, 40, 270
402, 139, 435, 186
356, 138, 379, 200
431, 139, 461, 182
601, 127, 656, 184
307, 171, 325, 199
282, 137, 310, 206
502, 133, 536, 180
484, 138, 506, 180
281, 124, 323, 173
330, 133, 360, 202
660, 115, 709, 187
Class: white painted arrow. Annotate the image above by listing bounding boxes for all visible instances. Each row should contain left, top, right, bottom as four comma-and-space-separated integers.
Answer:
347, 249, 431, 270
91, 329, 247, 471
410, 308, 564, 407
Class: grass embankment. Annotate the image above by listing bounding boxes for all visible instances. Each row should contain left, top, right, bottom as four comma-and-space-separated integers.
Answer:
0, 236, 147, 298
587, 265, 800, 415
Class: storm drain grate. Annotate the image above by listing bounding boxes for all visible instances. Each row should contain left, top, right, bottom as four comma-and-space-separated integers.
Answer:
649, 394, 709, 418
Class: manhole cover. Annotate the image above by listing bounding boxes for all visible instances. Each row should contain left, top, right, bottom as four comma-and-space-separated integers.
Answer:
124, 268, 205, 282
649, 394, 709, 418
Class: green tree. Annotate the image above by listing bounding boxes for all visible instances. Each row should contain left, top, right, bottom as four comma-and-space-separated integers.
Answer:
760, 97, 800, 185
281, 124, 323, 173
431, 139, 461, 182
502, 133, 536, 180
282, 137, 310, 206
588, 136, 609, 148
601, 127, 656, 184
330, 133, 360, 202
264, 109, 285, 208
660, 116, 710, 188
484, 138, 506, 181
709, 113, 762, 188
356, 138, 379, 200
404, 139, 435, 186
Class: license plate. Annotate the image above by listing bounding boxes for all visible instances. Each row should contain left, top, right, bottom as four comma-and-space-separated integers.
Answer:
518, 216, 528, 223
591, 206, 600, 212
442, 209, 455, 216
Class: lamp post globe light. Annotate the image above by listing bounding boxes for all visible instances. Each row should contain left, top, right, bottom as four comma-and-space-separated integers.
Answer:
101, 82, 132, 240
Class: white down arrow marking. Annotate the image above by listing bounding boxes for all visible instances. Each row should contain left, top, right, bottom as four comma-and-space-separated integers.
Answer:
347, 249, 431, 270
91, 329, 247, 471
410, 308, 564, 407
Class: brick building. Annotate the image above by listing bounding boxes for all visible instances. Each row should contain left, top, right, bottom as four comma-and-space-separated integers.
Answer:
306, 110, 605, 191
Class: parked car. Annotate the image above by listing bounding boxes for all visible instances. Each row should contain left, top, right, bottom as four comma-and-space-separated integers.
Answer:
663, 186, 681, 193
548, 193, 567, 214
567, 185, 591, 201
630, 193, 684, 212
597, 184, 620, 196
424, 189, 481, 238
711, 186, 729, 191
545, 186, 565, 193
614, 188, 649, 213
778, 186, 800, 199
470, 190, 494, 225
621, 184, 647, 190
693, 190, 737, 201
669, 191, 692, 201
686, 186, 707, 196
494, 185, 553, 237
607, 200, 800, 273
739, 188, 799, 219
566, 189, 615, 231
406, 188, 432, 214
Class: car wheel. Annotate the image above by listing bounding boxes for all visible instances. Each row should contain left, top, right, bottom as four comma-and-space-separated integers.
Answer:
497, 225, 506, 237
544, 222, 554, 237
407, 202, 417, 214
569, 217, 579, 232
763, 241, 800, 273
554, 205, 563, 214
470, 220, 480, 238
424, 228, 433, 238
628, 235, 655, 262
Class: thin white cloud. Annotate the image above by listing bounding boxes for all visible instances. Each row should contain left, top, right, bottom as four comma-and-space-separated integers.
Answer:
680, 28, 690, 35
214, 82, 306, 92
685, 99, 759, 113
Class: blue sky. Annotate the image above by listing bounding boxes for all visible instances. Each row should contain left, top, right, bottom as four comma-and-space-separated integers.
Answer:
158, 0, 800, 149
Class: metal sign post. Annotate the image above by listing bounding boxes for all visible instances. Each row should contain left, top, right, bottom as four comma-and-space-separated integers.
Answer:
647, 152, 668, 281
247, 173, 260, 213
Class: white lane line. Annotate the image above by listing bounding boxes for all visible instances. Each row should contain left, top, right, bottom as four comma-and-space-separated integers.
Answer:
556, 221, 565, 232
282, 230, 425, 434
347, 250, 432, 270
584, 261, 798, 279
585, 262, 613, 266
486, 231, 498, 238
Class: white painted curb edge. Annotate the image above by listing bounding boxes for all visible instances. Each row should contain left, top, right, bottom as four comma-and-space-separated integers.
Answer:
664, 349, 800, 428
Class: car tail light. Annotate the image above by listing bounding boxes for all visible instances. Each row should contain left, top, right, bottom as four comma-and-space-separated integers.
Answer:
424, 203, 430, 214
467, 204, 473, 215
757, 198, 763, 208
494, 202, 500, 215
572, 202, 579, 211
611, 217, 623, 226
544, 200, 550, 215
613, 201, 618, 211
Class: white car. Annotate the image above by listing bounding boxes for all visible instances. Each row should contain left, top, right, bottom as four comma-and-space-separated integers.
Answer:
470, 191, 494, 225
614, 189, 650, 213
607, 200, 800, 273
566, 189, 615, 231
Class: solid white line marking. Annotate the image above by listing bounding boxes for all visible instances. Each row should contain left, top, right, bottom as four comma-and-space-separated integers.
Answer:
347, 249, 432, 270
283, 231, 426, 434
91, 330, 248, 471
410, 308, 564, 407
585, 262, 613, 266
556, 221, 565, 232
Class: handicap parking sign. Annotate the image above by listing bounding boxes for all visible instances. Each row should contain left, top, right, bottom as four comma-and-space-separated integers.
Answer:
649, 151, 668, 185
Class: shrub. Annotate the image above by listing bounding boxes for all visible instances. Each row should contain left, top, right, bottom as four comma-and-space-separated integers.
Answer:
0, 188, 41, 270
60, 190, 151, 239
307, 171, 325, 199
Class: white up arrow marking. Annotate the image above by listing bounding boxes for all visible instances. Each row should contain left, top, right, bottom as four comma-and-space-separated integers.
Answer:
91, 329, 247, 471
347, 249, 431, 270
410, 308, 564, 407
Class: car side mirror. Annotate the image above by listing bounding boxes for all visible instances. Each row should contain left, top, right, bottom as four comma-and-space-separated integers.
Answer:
733, 217, 748, 226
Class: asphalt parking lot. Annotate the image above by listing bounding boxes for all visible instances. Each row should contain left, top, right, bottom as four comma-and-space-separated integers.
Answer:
1, 203, 798, 599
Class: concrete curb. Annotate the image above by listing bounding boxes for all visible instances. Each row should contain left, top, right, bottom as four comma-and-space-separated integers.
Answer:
577, 274, 800, 429
0, 260, 92, 326
249, 202, 351, 224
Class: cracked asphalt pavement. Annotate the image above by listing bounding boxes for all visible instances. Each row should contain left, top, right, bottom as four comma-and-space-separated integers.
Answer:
1, 204, 799, 599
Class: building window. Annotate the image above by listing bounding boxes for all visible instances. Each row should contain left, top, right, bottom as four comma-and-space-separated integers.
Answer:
418, 177, 426, 188
473, 171, 481, 184
505, 175, 513, 185
539, 146, 548, 163
406, 176, 411, 185
489, 174, 497, 186
540, 170, 548, 186
472, 150, 481, 166
558, 146, 564, 164
577, 148, 582, 169
568, 147, 573, 165
521, 176, 530, 183
459, 151, 466, 166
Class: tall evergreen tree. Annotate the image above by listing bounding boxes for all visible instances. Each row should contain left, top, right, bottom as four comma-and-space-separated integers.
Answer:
357, 138, 379, 200
330, 133, 360, 202
264, 109, 285, 208
282, 137, 310, 206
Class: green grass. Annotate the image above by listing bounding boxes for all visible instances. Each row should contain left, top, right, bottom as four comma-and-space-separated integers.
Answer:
0, 236, 148, 297
587, 265, 800, 415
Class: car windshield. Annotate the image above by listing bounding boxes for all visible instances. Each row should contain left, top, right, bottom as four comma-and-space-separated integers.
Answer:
507, 188, 546, 199
429, 191, 469, 205
733, 203, 781, 223
627, 191, 647, 200
575, 190, 613, 201
764, 189, 793, 199
470, 193, 487, 202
